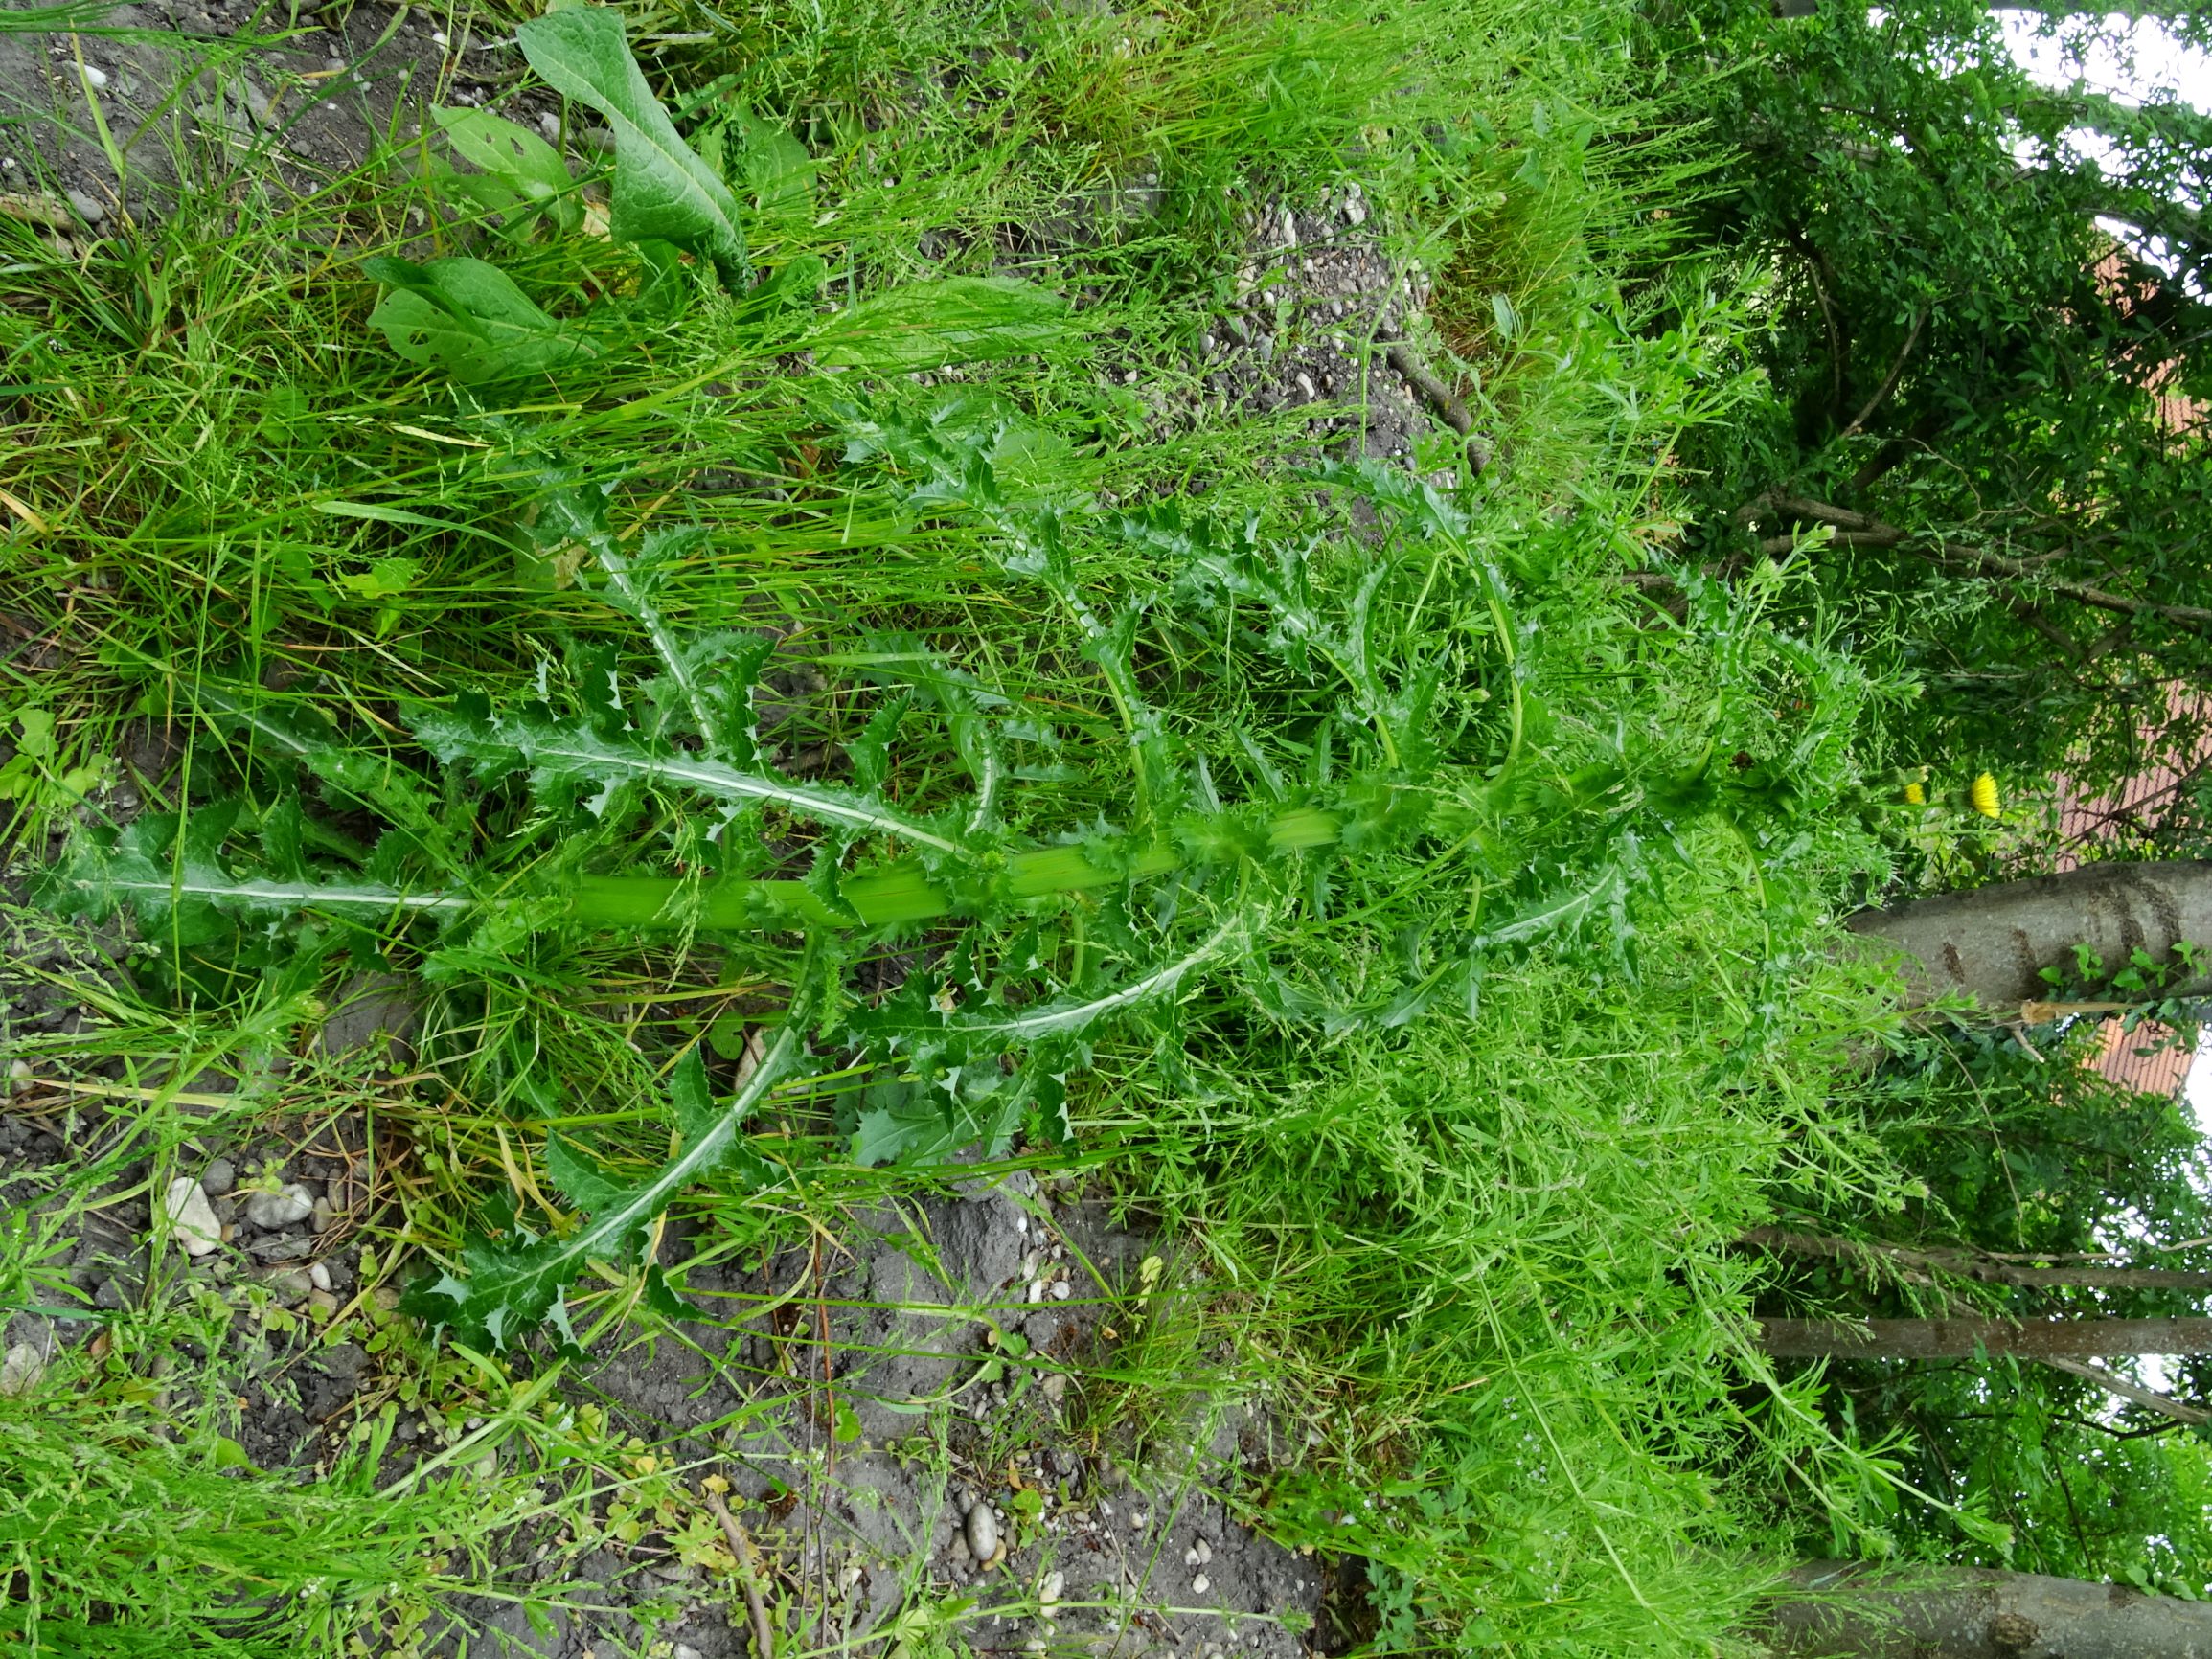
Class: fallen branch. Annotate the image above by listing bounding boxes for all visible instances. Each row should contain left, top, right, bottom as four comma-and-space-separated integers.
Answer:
704, 1487, 776, 1658
1382, 341, 1494, 474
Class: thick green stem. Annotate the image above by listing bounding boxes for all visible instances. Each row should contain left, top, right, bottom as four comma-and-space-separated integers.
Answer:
568, 805, 1343, 930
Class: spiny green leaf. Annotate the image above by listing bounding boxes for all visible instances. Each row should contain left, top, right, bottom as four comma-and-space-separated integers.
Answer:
514, 7, 746, 281
411, 694, 969, 856
405, 989, 820, 1350
42, 809, 469, 936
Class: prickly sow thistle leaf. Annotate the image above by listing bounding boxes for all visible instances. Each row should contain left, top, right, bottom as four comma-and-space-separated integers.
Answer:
404, 971, 823, 1351
514, 6, 746, 282
43, 807, 469, 943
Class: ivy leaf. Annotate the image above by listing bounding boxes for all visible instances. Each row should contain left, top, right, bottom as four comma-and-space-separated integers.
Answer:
514, 7, 746, 282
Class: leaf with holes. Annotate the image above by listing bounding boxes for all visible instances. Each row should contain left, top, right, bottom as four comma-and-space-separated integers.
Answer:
432, 104, 581, 233
362, 257, 597, 384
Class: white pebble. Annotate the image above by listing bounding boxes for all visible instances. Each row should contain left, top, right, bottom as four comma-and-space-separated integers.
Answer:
80, 62, 109, 89
1025, 1279, 1045, 1304
162, 1176, 222, 1256
1193, 1572, 1211, 1594
308, 1261, 332, 1292
0, 1342, 44, 1397
1197, 1537, 1213, 1563
1050, 1281, 1072, 1301
245, 1182, 313, 1230
1039, 1568, 1064, 1612
965, 1502, 1000, 1561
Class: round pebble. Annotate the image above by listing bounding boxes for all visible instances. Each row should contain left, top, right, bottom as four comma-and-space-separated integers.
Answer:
964, 1501, 999, 1562
162, 1176, 222, 1256
245, 1182, 313, 1230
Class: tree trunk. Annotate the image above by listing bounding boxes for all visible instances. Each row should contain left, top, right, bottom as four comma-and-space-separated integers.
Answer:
1741, 1227, 2212, 1290
1771, 1561, 2212, 1658
1758, 1316, 2212, 1359
1844, 859, 2212, 1012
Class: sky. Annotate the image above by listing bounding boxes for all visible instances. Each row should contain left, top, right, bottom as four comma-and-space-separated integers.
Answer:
1998, 10, 2212, 109
2000, 7, 2210, 273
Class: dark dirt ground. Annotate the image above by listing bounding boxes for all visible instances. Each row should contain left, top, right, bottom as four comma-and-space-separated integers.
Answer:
0, 7, 1468, 1652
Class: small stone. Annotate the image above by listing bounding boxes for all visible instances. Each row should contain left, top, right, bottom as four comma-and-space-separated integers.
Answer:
1196, 1537, 1213, 1564
245, 1183, 313, 1230
94, 1277, 129, 1312
80, 62, 110, 89
0, 1342, 43, 1397
1199, 333, 1216, 353
249, 1234, 314, 1263
1049, 1281, 1071, 1301
1025, 1279, 1044, 1305
673, 1647, 705, 1659
1256, 336, 1275, 366
7, 1060, 30, 1094
1040, 1373, 1068, 1403
308, 1261, 332, 1292
964, 1501, 999, 1562
200, 1156, 237, 1195
1296, 372, 1317, 401
163, 1176, 222, 1256
65, 188, 106, 223
373, 1286, 401, 1313
262, 1267, 313, 1303
307, 1289, 339, 1318
838, 1562, 862, 1592
1192, 1572, 1211, 1594
537, 111, 559, 140
1039, 1569, 1064, 1613
310, 1196, 339, 1234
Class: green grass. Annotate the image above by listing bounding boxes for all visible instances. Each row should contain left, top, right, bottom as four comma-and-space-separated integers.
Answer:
0, 0, 1950, 1650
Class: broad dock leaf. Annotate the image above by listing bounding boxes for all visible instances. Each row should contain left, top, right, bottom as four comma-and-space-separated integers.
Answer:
515, 8, 746, 281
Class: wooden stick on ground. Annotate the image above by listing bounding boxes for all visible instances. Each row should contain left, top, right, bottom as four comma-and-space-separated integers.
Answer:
704, 1487, 776, 1659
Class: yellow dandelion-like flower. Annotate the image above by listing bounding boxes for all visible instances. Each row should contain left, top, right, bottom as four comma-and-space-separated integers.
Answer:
1904, 782, 1926, 805
1970, 773, 2000, 819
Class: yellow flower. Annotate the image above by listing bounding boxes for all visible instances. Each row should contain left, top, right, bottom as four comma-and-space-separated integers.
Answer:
1904, 782, 1926, 805
1970, 773, 2000, 818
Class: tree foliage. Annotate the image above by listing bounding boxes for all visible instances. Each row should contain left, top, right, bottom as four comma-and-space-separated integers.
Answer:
1654, 0, 2212, 806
